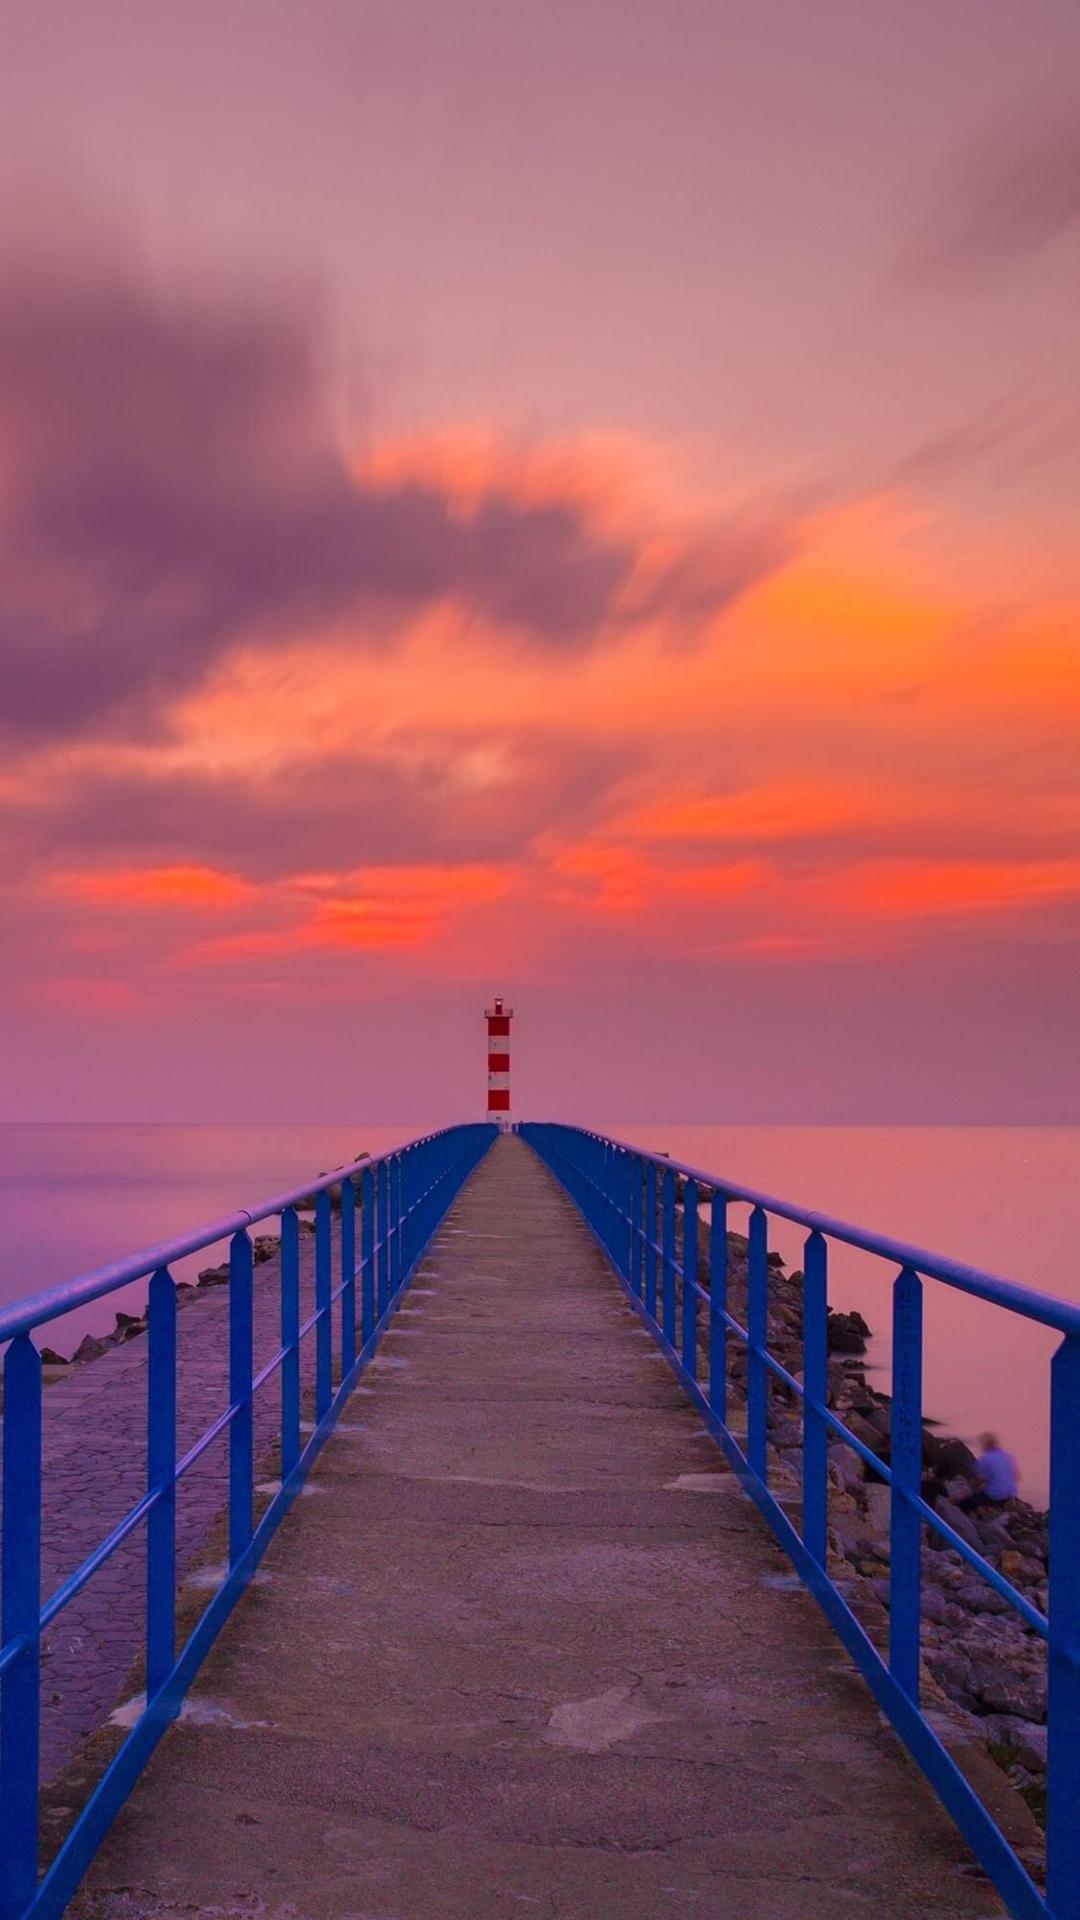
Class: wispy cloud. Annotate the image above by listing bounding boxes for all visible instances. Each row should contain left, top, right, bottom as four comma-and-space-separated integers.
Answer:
903, 101, 1080, 288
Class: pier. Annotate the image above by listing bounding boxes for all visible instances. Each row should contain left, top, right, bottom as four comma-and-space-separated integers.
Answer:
2, 1125, 1074, 1919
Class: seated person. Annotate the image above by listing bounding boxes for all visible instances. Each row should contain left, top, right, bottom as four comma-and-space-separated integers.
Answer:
958, 1432, 1017, 1513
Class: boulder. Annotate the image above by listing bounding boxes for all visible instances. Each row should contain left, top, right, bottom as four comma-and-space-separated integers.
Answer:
955, 1580, 1011, 1615
924, 1434, 978, 1481
971, 1661, 1046, 1723
935, 1498, 985, 1553
72, 1334, 110, 1365
39, 1347, 69, 1366
827, 1309, 871, 1355
114, 1311, 146, 1340
921, 1585, 950, 1625
925, 1649, 977, 1710
827, 1442, 864, 1498
983, 1714, 1048, 1773
862, 1481, 891, 1539
844, 1409, 889, 1454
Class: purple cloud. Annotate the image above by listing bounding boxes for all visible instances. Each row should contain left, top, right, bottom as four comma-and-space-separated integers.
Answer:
2, 731, 634, 881
0, 258, 792, 744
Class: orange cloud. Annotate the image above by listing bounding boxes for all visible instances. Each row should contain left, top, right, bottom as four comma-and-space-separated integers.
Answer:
58, 865, 254, 908
179, 864, 516, 968
11, 424, 1079, 1009
842, 856, 1080, 920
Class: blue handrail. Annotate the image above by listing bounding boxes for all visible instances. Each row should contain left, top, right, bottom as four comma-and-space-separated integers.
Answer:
519, 1121, 1074, 1920
0, 1122, 496, 1920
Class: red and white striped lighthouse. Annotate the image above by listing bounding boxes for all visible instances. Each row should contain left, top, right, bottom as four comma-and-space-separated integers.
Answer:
485, 997, 513, 1130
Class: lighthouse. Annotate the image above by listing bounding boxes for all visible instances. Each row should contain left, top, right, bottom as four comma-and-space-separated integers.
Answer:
485, 997, 513, 1130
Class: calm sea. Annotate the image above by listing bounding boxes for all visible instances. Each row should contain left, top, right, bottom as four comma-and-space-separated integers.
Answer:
2, 1122, 1077, 1504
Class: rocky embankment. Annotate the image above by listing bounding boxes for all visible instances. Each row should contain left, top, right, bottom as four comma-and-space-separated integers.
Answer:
695, 1219, 1048, 1822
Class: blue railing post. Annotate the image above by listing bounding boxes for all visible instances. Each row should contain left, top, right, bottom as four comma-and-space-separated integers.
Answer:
661, 1167, 676, 1345
628, 1154, 641, 1298
801, 1231, 828, 1568
0, 1333, 42, 1920
644, 1162, 658, 1319
341, 1174, 357, 1377
377, 1159, 390, 1318
228, 1227, 254, 1566
401, 1153, 413, 1280
360, 1165, 375, 1344
146, 1266, 177, 1698
280, 1205, 301, 1479
1048, 1332, 1080, 1919
709, 1189, 728, 1423
747, 1205, 769, 1481
682, 1179, 699, 1379
391, 1157, 402, 1295
889, 1265, 923, 1702
315, 1188, 333, 1421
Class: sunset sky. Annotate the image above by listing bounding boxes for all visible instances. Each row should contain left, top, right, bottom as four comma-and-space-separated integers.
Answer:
1, 0, 1078, 1122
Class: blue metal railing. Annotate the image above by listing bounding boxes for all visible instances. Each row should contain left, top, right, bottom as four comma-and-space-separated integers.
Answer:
0, 1122, 495, 1920
519, 1122, 1075, 1920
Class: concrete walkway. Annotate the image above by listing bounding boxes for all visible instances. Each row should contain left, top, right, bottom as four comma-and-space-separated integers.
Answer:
72, 1137, 1001, 1919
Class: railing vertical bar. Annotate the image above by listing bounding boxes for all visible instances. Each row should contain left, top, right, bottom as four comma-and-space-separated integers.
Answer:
0, 1333, 42, 1920
315, 1189, 333, 1420
280, 1206, 301, 1480
146, 1266, 177, 1698
340, 1175, 357, 1377
377, 1160, 390, 1318
1048, 1332, 1080, 1919
400, 1155, 407, 1288
801, 1230, 828, 1567
889, 1265, 923, 1701
661, 1167, 676, 1346
709, 1190, 728, 1422
228, 1227, 254, 1566
747, 1205, 769, 1482
682, 1179, 699, 1380
360, 1165, 376, 1342
627, 1154, 641, 1298
391, 1157, 402, 1295
644, 1162, 658, 1320
622, 1150, 632, 1280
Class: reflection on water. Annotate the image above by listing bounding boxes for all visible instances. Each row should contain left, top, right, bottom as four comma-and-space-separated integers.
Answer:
610, 1125, 1078, 1507
1, 1122, 1075, 1505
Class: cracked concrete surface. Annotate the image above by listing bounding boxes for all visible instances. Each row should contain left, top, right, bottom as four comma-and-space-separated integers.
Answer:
71, 1137, 1003, 1918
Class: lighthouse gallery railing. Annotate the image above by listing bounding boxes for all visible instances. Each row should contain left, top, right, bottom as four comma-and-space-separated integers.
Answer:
0, 1123, 496, 1920
520, 1121, 1079, 1920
